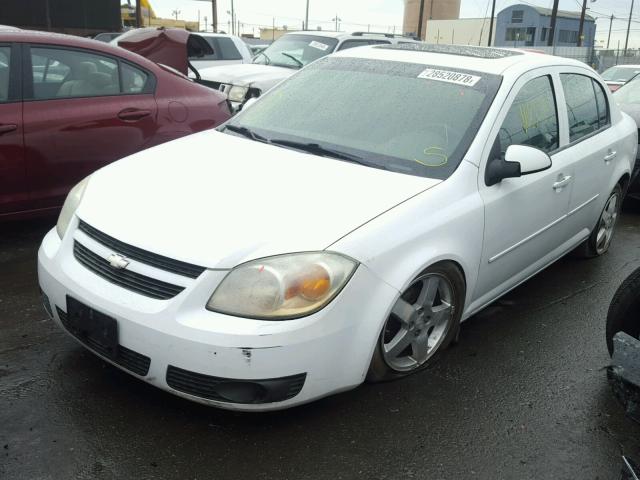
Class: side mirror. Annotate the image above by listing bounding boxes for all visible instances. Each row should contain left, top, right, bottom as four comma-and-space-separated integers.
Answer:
485, 144, 551, 186
507, 144, 552, 175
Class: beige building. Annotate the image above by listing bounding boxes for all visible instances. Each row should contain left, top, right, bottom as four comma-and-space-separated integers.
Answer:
259, 28, 290, 41
424, 18, 496, 46
403, 0, 461, 38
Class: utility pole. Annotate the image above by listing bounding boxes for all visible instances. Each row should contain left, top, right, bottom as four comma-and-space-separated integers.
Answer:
625, 0, 635, 56
172, 9, 180, 20
333, 14, 341, 31
416, 0, 426, 40
135, 0, 142, 28
488, 0, 496, 46
305, 0, 310, 30
272, 17, 275, 41
548, 0, 560, 47
607, 14, 614, 49
230, 0, 235, 35
211, 0, 218, 32
577, 0, 587, 46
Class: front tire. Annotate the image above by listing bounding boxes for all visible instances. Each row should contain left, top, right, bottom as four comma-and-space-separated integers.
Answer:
367, 262, 465, 382
606, 267, 640, 356
576, 184, 622, 258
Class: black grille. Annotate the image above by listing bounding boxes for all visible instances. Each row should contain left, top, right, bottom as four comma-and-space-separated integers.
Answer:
166, 365, 306, 404
56, 307, 151, 376
77, 220, 205, 279
74, 241, 184, 300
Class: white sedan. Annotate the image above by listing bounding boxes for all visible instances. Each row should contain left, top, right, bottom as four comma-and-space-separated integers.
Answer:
38, 44, 637, 411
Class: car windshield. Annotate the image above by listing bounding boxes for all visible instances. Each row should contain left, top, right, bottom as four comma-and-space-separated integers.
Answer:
252, 34, 338, 69
601, 66, 640, 82
227, 57, 501, 179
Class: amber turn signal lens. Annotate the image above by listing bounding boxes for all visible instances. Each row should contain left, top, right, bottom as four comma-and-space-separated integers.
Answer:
300, 265, 331, 301
285, 265, 331, 301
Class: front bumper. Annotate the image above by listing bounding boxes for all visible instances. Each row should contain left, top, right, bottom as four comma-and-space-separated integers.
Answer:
38, 223, 398, 411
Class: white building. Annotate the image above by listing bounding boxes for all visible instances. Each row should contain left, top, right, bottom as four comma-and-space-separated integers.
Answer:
423, 18, 496, 46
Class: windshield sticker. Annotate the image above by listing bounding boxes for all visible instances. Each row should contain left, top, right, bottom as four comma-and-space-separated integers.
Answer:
309, 41, 330, 51
418, 68, 481, 87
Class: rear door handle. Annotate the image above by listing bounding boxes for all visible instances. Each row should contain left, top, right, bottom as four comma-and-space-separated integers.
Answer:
604, 150, 617, 163
118, 109, 151, 121
553, 175, 572, 191
0, 124, 17, 135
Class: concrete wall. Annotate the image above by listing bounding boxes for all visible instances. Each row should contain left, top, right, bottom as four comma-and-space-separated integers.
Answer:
495, 4, 596, 48
424, 18, 496, 46
403, 0, 461, 38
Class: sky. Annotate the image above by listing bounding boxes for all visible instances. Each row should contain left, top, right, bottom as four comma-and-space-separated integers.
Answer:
150, 0, 640, 48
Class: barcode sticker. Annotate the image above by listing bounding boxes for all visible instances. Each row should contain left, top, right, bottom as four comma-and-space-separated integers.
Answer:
418, 68, 481, 87
309, 41, 330, 51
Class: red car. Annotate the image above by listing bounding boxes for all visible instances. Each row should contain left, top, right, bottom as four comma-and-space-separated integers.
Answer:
0, 29, 230, 220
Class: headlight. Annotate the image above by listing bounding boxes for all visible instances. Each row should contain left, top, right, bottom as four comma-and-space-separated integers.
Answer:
56, 176, 90, 239
207, 252, 358, 320
228, 85, 249, 102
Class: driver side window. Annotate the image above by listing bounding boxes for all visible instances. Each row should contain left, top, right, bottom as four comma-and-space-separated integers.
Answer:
498, 75, 559, 155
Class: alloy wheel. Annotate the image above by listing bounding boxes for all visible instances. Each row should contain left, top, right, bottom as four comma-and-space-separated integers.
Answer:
596, 192, 620, 255
381, 273, 455, 372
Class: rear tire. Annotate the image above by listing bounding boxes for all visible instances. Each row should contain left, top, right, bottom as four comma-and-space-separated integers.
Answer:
366, 262, 465, 383
575, 184, 622, 258
606, 267, 640, 356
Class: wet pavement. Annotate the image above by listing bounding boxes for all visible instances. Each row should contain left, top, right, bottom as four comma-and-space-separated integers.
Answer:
1, 214, 640, 480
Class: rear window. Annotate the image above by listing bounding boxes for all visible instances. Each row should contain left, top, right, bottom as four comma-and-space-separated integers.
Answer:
192, 37, 243, 61
601, 66, 640, 83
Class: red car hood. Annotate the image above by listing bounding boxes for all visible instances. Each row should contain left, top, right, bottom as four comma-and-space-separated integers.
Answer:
117, 27, 212, 76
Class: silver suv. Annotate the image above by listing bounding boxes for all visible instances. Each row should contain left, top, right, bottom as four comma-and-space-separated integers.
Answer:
198, 30, 420, 111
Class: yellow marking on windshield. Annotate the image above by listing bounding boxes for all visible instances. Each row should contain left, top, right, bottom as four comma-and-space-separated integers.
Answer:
414, 146, 448, 167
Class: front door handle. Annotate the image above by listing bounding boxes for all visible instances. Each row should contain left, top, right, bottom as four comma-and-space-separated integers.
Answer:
553, 174, 572, 191
0, 124, 17, 135
118, 109, 151, 121
604, 150, 617, 163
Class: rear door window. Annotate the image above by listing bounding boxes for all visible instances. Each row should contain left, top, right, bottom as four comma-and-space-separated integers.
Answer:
498, 75, 559, 154
30, 47, 119, 100
561, 73, 601, 142
0, 46, 10, 102
196, 37, 243, 61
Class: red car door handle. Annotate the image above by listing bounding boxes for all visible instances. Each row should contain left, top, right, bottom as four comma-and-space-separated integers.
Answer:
0, 124, 17, 135
118, 109, 151, 121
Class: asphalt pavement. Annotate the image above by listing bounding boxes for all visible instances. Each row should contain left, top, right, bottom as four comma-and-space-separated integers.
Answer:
2, 213, 640, 480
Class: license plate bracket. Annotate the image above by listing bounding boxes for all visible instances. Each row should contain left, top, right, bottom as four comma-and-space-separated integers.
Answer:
66, 296, 118, 359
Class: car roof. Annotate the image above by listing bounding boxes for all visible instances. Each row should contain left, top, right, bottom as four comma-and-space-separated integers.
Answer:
0, 29, 159, 69
606, 64, 640, 69
332, 43, 594, 76
197, 32, 238, 39
284, 30, 417, 41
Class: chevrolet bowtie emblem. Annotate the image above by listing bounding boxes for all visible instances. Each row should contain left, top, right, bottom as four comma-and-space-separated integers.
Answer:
107, 253, 130, 270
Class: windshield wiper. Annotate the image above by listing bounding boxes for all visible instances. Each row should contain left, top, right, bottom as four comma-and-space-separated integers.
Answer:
280, 52, 304, 68
270, 139, 370, 166
223, 124, 270, 143
255, 50, 271, 65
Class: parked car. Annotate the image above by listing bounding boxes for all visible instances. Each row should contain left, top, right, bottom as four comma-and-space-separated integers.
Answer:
197, 31, 422, 111
0, 30, 230, 220
601, 65, 640, 92
39, 44, 636, 411
613, 79, 640, 202
189, 32, 253, 69
113, 28, 252, 71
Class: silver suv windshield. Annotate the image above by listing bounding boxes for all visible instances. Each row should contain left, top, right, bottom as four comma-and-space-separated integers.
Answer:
252, 34, 338, 69
227, 56, 501, 179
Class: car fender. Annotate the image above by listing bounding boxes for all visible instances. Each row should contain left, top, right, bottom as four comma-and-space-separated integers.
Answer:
329, 160, 484, 323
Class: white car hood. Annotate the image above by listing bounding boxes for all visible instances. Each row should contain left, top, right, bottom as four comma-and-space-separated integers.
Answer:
199, 63, 295, 90
77, 130, 440, 269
